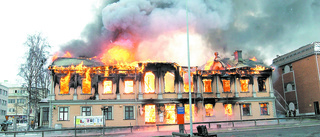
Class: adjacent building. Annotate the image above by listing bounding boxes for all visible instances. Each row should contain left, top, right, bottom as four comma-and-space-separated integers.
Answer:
40, 50, 276, 129
7, 87, 30, 123
0, 84, 8, 122
272, 42, 320, 115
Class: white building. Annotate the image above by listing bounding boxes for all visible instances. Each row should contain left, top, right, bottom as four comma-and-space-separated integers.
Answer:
0, 84, 8, 122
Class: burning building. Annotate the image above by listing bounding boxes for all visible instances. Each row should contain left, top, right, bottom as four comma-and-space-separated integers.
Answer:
272, 42, 320, 115
38, 50, 276, 129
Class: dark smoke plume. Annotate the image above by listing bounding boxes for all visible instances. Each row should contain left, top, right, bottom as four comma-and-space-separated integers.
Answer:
60, 0, 320, 66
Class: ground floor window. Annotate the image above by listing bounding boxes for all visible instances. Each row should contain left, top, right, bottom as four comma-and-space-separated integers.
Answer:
205, 104, 214, 117
145, 105, 156, 123
125, 106, 134, 120
184, 104, 195, 122
224, 104, 233, 116
165, 104, 176, 124
242, 104, 251, 116
82, 107, 91, 116
59, 107, 69, 121
103, 106, 113, 120
260, 103, 269, 115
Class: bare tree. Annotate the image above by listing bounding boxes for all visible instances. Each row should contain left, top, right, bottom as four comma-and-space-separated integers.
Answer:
19, 33, 50, 130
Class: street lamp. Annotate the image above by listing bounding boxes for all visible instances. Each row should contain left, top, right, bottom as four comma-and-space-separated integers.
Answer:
101, 106, 107, 136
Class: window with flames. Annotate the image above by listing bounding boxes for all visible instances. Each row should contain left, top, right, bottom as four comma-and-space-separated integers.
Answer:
184, 104, 195, 122
60, 72, 71, 94
224, 104, 233, 116
203, 79, 212, 93
103, 80, 112, 94
260, 103, 269, 115
124, 80, 134, 93
222, 79, 231, 92
165, 104, 176, 124
82, 69, 91, 94
205, 104, 214, 117
144, 72, 155, 93
240, 79, 249, 92
164, 72, 175, 93
184, 73, 193, 93
145, 105, 156, 123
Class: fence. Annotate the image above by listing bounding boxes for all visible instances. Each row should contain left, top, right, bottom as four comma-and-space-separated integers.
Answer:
1, 115, 319, 137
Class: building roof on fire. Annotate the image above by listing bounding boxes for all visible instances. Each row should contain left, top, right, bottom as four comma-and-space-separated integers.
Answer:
51, 57, 104, 67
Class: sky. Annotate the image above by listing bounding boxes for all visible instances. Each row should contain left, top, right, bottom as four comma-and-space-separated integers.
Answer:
1, 0, 320, 85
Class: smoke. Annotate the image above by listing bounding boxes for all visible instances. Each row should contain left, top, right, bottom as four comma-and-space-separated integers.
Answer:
59, 0, 320, 66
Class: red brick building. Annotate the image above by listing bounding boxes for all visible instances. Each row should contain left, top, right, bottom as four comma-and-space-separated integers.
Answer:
272, 42, 320, 115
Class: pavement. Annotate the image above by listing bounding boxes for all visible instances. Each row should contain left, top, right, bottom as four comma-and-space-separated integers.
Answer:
1, 118, 320, 137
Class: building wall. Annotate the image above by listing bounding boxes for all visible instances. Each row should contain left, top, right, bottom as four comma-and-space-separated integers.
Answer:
0, 84, 8, 122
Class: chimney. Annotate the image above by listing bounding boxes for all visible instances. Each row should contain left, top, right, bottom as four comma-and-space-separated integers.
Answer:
234, 50, 243, 62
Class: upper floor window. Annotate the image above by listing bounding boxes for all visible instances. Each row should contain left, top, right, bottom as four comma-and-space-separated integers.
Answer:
260, 103, 269, 115
184, 73, 193, 92
283, 64, 292, 73
17, 99, 26, 104
222, 79, 231, 92
82, 69, 92, 94
60, 73, 71, 94
81, 107, 91, 116
103, 80, 113, 94
240, 78, 249, 92
285, 83, 295, 91
124, 80, 134, 94
203, 79, 212, 93
144, 72, 155, 93
258, 77, 267, 91
8, 99, 15, 104
164, 72, 175, 93
125, 106, 134, 120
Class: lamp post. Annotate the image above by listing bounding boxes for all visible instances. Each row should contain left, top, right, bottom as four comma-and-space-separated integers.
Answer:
101, 106, 107, 136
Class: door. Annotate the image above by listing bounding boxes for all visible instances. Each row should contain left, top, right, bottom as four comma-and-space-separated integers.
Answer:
314, 101, 320, 115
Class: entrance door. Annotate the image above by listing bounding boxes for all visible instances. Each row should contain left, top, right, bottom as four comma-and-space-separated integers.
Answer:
314, 102, 320, 115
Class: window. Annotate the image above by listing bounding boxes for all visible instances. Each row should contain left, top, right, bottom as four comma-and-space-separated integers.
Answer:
9, 108, 15, 112
103, 80, 113, 94
260, 103, 269, 115
124, 80, 134, 94
144, 72, 155, 93
0, 89, 2, 94
184, 74, 193, 92
125, 106, 134, 120
15, 90, 17, 93
224, 104, 232, 116
164, 104, 176, 124
164, 72, 175, 93
82, 107, 91, 116
103, 106, 113, 120
222, 79, 231, 92
205, 104, 214, 117
42, 107, 49, 121
184, 104, 195, 122
242, 104, 251, 116
82, 69, 91, 94
145, 105, 156, 123
258, 77, 267, 91
60, 73, 71, 94
8, 99, 15, 104
240, 79, 249, 92
59, 107, 69, 121
203, 79, 212, 93
17, 99, 26, 104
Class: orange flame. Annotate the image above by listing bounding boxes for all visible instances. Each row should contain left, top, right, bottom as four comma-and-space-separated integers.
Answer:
185, 104, 195, 122
145, 72, 155, 93
82, 68, 91, 94
240, 79, 249, 92
100, 45, 135, 65
203, 79, 212, 92
250, 57, 257, 61
224, 104, 233, 116
222, 79, 230, 92
63, 51, 72, 58
60, 72, 71, 94
165, 104, 176, 124
124, 80, 134, 93
103, 80, 112, 94
205, 104, 214, 116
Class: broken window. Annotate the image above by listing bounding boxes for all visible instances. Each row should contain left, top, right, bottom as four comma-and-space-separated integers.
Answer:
145, 105, 156, 123
165, 104, 176, 124
203, 79, 212, 93
60, 72, 71, 94
240, 79, 249, 92
222, 79, 231, 92
260, 103, 269, 115
184, 104, 195, 122
224, 104, 232, 116
103, 80, 112, 94
258, 77, 267, 91
144, 72, 155, 93
124, 80, 134, 94
82, 69, 91, 94
164, 72, 175, 93
205, 104, 214, 117
184, 73, 193, 92
242, 104, 251, 116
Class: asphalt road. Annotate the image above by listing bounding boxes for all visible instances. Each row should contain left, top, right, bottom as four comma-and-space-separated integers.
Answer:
216, 124, 320, 137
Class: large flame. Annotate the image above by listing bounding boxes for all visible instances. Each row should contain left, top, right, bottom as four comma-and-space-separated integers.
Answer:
82, 68, 91, 94
240, 79, 249, 92
100, 45, 135, 65
60, 72, 71, 94
145, 105, 156, 123
224, 104, 233, 116
250, 57, 257, 61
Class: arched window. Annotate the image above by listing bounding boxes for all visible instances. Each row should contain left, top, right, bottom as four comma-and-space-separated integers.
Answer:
164, 72, 175, 93
144, 72, 155, 93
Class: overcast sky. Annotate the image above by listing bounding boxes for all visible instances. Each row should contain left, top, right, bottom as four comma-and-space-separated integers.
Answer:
1, 0, 320, 85
0, 0, 99, 84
